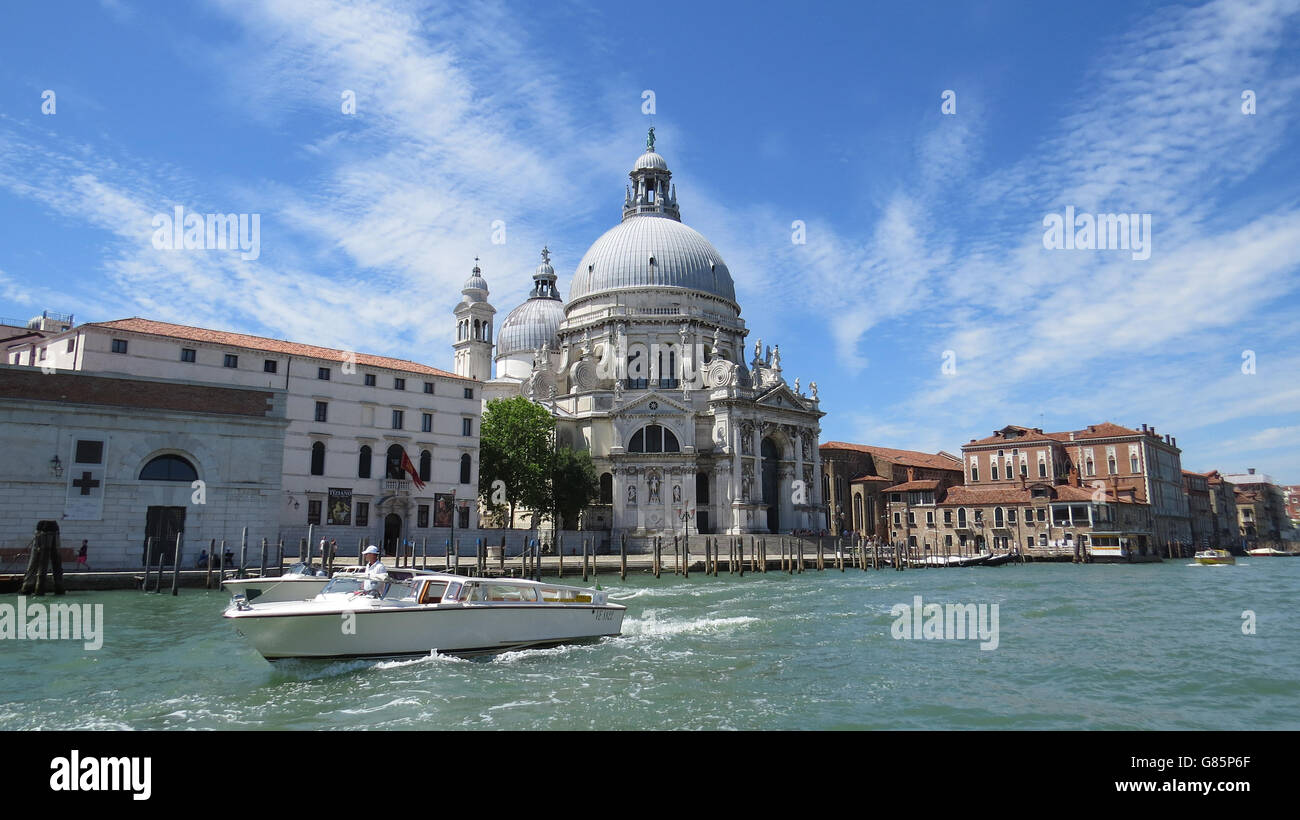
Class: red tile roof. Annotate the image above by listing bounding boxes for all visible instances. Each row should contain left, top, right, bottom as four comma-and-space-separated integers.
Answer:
851, 474, 894, 483
967, 422, 1147, 447
820, 441, 962, 471
84, 318, 464, 380
882, 480, 941, 493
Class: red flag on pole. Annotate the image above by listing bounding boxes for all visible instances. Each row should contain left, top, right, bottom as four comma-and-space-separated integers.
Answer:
400, 451, 426, 490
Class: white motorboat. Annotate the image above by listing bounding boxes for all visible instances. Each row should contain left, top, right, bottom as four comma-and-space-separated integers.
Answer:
221, 562, 331, 604
223, 572, 626, 660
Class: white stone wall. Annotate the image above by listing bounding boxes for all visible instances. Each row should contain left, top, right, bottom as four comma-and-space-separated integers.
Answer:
0, 396, 286, 569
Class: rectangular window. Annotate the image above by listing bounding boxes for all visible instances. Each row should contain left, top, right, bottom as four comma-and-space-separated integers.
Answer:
1008, 509, 1017, 524
365, 374, 376, 387
462, 418, 472, 436
945, 535, 952, 547
394, 378, 406, 390
1039, 460, 1047, 478
356, 502, 369, 527
74, 440, 104, 464
907, 512, 916, 526
893, 512, 901, 526
1131, 455, 1139, 473
392, 410, 404, 429
37, 348, 46, 361
181, 348, 196, 363
111, 339, 128, 354
223, 354, 238, 368
463, 387, 474, 399
418, 504, 429, 528
318, 367, 330, 380
974, 509, 984, 523
1037, 507, 1046, 522
424, 382, 434, 394
422, 413, 433, 433
1020, 462, 1028, 477
264, 359, 277, 373
926, 511, 934, 525
944, 509, 952, 524
66, 338, 76, 353
992, 463, 999, 481
315, 401, 328, 423
307, 500, 321, 525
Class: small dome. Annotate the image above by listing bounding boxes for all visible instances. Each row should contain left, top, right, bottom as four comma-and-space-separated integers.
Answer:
633, 151, 668, 172
496, 298, 565, 359
461, 261, 489, 302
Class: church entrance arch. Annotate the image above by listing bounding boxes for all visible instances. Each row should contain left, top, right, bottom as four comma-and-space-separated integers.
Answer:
761, 437, 780, 533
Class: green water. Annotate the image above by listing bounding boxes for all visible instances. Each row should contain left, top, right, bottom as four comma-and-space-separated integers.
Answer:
1, 561, 1295, 730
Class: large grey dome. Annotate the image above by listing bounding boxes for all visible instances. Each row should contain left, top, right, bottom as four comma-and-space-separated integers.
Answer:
567, 215, 736, 306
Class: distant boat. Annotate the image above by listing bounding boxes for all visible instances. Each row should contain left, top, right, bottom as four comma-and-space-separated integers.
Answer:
1193, 549, 1235, 565
907, 553, 990, 568
1245, 546, 1295, 557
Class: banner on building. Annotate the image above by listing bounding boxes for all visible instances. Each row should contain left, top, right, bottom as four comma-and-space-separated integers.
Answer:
433, 493, 455, 527
328, 488, 352, 525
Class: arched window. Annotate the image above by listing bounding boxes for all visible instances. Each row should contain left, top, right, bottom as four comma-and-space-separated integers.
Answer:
995, 507, 1004, 527
139, 454, 198, 482
628, 424, 679, 453
958, 507, 967, 528
1107, 456, 1116, 475
419, 450, 432, 482
358, 445, 372, 479
460, 453, 472, 485
386, 444, 405, 479
600, 472, 613, 504
310, 442, 325, 476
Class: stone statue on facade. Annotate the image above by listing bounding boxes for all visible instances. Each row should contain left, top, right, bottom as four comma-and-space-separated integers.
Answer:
793, 377, 800, 394
754, 338, 762, 362
772, 345, 780, 369
647, 472, 661, 504
627, 484, 636, 505
810, 381, 818, 400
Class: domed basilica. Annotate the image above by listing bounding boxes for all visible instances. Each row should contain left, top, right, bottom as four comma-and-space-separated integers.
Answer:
452, 130, 825, 536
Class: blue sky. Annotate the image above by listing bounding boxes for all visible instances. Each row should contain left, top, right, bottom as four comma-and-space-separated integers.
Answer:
1, 0, 1298, 482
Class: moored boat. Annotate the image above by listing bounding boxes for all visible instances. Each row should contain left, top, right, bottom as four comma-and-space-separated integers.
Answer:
221, 562, 330, 604
1193, 549, 1236, 565
223, 572, 625, 660
1245, 546, 1295, 557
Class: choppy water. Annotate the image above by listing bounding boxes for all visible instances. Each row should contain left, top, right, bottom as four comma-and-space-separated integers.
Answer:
1, 561, 1296, 730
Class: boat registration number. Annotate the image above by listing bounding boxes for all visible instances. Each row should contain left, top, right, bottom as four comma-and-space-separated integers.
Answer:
593, 609, 616, 621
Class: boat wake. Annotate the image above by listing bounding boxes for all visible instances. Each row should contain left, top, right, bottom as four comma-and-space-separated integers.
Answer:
625, 612, 759, 637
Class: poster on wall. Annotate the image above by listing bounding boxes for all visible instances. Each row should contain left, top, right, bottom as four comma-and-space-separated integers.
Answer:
433, 493, 455, 527
328, 488, 352, 525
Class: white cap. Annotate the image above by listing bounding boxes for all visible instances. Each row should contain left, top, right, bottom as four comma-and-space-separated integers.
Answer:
362, 545, 381, 556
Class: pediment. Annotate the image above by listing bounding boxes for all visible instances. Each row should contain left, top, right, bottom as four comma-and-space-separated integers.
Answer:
615, 391, 691, 416
754, 384, 809, 412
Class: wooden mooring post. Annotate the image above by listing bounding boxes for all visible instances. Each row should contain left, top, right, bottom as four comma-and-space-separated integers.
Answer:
239, 527, 248, 579
259, 537, 268, 580
205, 538, 215, 589
620, 532, 627, 581
653, 536, 661, 579
276, 537, 285, 576
153, 544, 165, 592
582, 539, 589, 582
681, 536, 689, 579
171, 531, 183, 596
817, 538, 824, 571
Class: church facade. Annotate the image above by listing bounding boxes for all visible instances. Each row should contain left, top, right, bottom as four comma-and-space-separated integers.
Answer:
455, 132, 825, 537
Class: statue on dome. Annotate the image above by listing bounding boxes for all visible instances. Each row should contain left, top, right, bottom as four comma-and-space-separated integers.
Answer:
754, 338, 762, 362
772, 345, 781, 369
646, 126, 656, 152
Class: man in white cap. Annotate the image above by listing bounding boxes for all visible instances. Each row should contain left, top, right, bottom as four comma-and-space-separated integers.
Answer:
360, 545, 388, 596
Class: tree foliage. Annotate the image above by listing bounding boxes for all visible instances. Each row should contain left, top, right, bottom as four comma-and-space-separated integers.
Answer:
478, 397, 554, 525
552, 447, 600, 530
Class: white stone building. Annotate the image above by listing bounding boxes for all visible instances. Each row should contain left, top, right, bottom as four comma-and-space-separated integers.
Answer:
8, 318, 483, 552
0, 365, 287, 568
473, 132, 826, 538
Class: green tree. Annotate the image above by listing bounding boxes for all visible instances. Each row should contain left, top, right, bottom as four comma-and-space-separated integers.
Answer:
551, 447, 600, 530
478, 396, 554, 526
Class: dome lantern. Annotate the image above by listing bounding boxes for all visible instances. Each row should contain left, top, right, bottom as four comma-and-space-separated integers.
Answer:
624, 127, 680, 222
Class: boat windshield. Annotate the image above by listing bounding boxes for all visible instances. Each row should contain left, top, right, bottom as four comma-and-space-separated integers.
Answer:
321, 576, 363, 595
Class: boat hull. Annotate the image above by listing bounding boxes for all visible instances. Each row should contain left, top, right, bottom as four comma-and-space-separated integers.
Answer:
225, 601, 625, 660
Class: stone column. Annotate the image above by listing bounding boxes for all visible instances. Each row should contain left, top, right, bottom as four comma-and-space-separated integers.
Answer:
730, 418, 743, 533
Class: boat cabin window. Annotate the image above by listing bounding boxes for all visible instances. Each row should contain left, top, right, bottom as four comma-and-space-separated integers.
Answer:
538, 587, 594, 604
442, 581, 463, 602
479, 584, 538, 602
418, 581, 448, 604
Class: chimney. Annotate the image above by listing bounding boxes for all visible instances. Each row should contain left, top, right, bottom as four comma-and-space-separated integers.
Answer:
1171, 437, 1176, 448
1249, 468, 1256, 475
1141, 423, 1147, 432
1164, 434, 1171, 444
1069, 432, 1075, 441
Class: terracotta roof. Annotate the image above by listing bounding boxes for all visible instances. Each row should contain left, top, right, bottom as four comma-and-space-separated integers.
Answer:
851, 474, 894, 483
882, 480, 940, 492
967, 422, 1146, 447
84, 318, 464, 380
820, 441, 962, 471
936, 483, 1133, 506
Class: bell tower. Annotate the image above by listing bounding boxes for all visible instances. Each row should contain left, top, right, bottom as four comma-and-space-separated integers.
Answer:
453, 258, 495, 380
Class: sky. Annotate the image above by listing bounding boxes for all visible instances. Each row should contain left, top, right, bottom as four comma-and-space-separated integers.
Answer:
1, 0, 1297, 482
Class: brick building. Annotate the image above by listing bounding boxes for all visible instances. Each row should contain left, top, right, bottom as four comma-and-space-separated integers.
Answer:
818, 442, 962, 538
